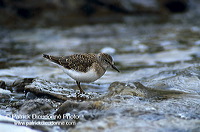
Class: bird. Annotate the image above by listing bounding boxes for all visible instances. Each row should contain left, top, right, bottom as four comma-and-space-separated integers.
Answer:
43, 53, 120, 94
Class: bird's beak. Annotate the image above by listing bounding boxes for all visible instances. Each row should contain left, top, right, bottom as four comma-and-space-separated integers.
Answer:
111, 64, 120, 72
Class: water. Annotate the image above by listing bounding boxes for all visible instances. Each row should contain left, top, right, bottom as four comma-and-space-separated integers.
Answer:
0, 12, 200, 132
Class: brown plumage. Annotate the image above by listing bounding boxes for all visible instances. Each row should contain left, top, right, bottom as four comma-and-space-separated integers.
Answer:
43, 53, 98, 72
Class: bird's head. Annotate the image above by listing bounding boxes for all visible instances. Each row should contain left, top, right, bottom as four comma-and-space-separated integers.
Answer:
97, 53, 120, 72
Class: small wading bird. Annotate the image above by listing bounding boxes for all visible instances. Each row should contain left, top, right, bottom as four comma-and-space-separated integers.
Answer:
43, 53, 120, 94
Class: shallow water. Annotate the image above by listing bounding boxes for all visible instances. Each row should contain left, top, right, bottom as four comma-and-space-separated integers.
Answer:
0, 11, 200, 132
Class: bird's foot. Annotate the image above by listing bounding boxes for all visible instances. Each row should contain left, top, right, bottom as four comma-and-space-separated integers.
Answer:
76, 92, 87, 101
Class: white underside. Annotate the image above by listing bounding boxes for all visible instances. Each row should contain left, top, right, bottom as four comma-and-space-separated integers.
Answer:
60, 67, 101, 83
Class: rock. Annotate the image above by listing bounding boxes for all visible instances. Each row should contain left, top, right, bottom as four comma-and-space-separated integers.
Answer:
25, 79, 76, 100
133, 82, 186, 99
55, 100, 106, 122
140, 66, 200, 94
94, 0, 160, 13
0, 80, 6, 89
55, 100, 105, 115
25, 79, 100, 101
25, 92, 37, 99
0, 88, 11, 95
106, 81, 185, 99
55, 101, 89, 115
17, 99, 54, 115
159, 0, 188, 13
12, 78, 34, 93
0, 88, 11, 103
107, 82, 138, 96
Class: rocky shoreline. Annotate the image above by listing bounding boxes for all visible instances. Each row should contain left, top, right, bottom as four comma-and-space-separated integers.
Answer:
0, 68, 199, 131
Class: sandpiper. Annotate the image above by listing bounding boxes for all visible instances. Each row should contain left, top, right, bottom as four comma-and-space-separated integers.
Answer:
43, 53, 120, 94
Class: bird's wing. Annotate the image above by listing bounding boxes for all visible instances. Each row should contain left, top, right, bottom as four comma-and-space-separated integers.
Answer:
43, 53, 96, 72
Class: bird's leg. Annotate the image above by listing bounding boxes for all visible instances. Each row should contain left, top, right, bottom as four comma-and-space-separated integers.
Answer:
76, 81, 85, 94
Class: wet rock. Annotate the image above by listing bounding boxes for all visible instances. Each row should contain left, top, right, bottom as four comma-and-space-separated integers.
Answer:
0, 88, 11, 103
11, 100, 25, 108
0, 80, 6, 89
92, 0, 161, 14
55, 101, 82, 115
106, 81, 185, 99
25, 79, 76, 100
55, 100, 107, 124
17, 99, 54, 115
25, 92, 37, 99
107, 82, 138, 96
133, 82, 186, 99
25, 79, 100, 101
55, 100, 105, 115
141, 66, 200, 94
12, 78, 34, 93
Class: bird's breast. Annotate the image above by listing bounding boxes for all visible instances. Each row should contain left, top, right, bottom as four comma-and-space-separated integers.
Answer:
62, 68, 104, 83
